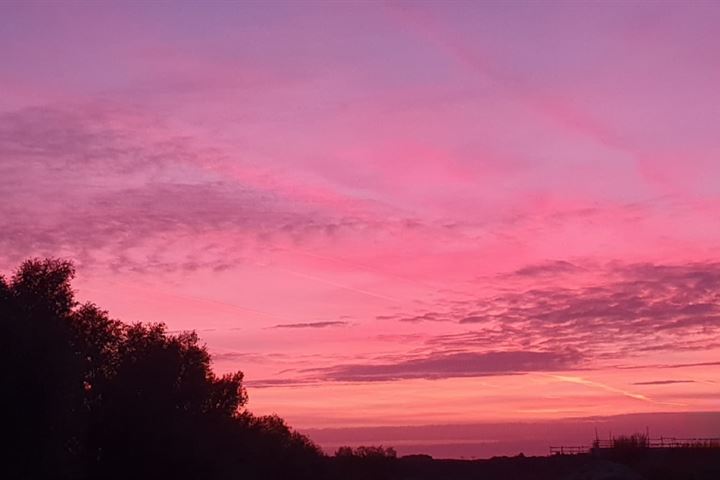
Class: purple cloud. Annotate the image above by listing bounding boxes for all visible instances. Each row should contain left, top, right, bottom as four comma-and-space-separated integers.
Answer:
510, 260, 582, 277
391, 261, 720, 365
398, 313, 447, 323
632, 380, 696, 386
271, 321, 348, 329
312, 350, 582, 382
0, 104, 433, 273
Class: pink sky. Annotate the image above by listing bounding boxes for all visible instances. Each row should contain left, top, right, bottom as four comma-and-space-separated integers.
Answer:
2, 1, 719, 457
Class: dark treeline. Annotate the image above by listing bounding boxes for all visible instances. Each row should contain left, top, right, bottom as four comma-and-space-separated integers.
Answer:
1, 258, 326, 480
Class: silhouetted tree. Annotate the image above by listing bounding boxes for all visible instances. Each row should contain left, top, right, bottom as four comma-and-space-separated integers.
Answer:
0, 259, 324, 480
0, 259, 86, 478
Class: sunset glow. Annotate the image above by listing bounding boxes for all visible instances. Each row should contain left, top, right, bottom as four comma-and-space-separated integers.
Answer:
2, 1, 719, 456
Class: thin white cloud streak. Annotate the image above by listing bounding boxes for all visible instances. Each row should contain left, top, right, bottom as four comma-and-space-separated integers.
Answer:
547, 374, 687, 407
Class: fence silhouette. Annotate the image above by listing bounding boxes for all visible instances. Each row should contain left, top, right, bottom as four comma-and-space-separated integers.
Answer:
550, 437, 720, 455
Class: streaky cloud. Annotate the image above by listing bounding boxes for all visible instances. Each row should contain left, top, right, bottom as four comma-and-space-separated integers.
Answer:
271, 321, 348, 329
632, 380, 696, 386
313, 350, 582, 382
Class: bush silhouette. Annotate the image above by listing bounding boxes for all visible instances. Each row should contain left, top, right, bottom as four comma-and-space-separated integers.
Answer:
332, 445, 398, 479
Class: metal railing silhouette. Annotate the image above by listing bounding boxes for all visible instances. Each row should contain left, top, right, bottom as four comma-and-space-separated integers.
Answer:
550, 437, 720, 455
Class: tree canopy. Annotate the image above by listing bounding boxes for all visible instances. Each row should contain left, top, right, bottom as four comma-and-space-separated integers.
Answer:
0, 259, 322, 480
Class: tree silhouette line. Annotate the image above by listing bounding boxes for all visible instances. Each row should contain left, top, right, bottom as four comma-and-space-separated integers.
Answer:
1, 258, 330, 480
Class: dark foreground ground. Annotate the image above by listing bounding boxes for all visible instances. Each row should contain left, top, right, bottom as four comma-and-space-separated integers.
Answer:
329, 449, 720, 480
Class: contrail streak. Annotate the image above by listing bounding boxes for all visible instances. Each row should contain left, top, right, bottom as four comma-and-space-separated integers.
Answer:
546, 374, 687, 407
